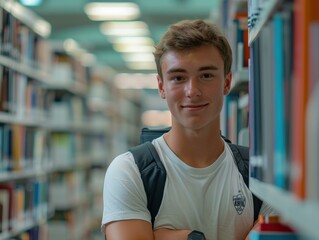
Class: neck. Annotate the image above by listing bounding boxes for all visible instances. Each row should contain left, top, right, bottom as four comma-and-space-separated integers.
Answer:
164, 125, 224, 168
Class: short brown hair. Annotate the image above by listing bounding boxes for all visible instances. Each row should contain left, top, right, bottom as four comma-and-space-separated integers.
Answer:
153, 19, 232, 78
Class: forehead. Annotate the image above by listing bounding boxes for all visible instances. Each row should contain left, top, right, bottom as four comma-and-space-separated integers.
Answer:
160, 45, 224, 73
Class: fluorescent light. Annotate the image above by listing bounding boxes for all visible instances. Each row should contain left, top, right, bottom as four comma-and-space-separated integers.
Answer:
100, 21, 149, 37
85, 2, 140, 21
110, 37, 154, 45
19, 0, 43, 6
114, 44, 155, 53
111, 37, 155, 52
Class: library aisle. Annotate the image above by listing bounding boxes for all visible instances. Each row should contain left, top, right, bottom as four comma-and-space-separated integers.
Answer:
0, 1, 119, 239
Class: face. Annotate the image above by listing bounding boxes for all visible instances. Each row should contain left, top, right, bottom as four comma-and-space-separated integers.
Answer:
157, 44, 232, 131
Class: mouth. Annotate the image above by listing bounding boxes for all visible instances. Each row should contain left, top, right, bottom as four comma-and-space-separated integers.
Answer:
181, 103, 209, 110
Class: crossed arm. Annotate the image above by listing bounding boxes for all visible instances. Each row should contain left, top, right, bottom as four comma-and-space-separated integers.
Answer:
105, 219, 258, 240
105, 219, 192, 240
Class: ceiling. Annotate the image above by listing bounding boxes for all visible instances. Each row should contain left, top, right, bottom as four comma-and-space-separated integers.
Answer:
26, 0, 222, 74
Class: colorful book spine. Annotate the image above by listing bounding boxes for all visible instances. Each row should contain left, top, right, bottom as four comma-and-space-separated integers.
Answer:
273, 14, 287, 189
249, 215, 300, 240
291, 0, 319, 199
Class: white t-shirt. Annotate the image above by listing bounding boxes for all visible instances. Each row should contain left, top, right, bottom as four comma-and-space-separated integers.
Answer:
101, 136, 276, 240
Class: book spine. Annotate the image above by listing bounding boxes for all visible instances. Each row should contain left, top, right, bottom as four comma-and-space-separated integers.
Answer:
273, 14, 287, 189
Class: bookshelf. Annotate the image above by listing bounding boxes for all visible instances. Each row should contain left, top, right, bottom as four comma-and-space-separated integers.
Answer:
0, 1, 112, 239
245, 0, 319, 239
220, 0, 250, 145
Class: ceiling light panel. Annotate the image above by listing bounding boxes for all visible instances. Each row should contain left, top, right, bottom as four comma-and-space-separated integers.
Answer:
110, 37, 154, 45
123, 53, 154, 62
113, 44, 155, 53
100, 21, 150, 37
85, 2, 140, 21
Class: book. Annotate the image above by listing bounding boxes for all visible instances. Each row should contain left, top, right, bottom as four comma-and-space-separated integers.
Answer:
0, 183, 14, 230
0, 190, 9, 233
259, 20, 274, 184
306, 23, 319, 200
291, 0, 319, 199
273, 13, 287, 189
249, 231, 299, 240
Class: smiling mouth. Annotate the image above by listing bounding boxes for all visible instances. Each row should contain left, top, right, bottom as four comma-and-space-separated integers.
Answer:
182, 103, 209, 109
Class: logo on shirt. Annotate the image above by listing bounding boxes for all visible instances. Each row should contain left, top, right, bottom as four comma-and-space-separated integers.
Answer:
233, 190, 246, 215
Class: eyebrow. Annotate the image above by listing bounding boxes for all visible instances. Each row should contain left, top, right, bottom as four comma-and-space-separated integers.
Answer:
166, 65, 219, 75
198, 65, 219, 71
166, 67, 187, 75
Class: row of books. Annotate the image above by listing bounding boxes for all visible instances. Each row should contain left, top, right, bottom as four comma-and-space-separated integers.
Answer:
0, 123, 109, 174
249, 2, 293, 188
225, 92, 249, 145
0, 124, 47, 172
249, 0, 319, 201
0, 66, 45, 117
0, 64, 91, 122
0, 1, 91, 86
0, 4, 48, 69
221, 0, 250, 74
0, 2, 111, 239
0, 179, 48, 237
219, 0, 250, 145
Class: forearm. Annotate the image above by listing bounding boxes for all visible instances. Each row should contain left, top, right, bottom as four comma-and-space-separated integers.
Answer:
154, 228, 192, 240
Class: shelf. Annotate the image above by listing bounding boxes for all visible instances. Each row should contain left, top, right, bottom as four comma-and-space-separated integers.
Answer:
0, 0, 51, 37
238, 94, 249, 109
248, 0, 283, 45
0, 56, 88, 96
230, 68, 249, 93
0, 161, 94, 182
250, 178, 319, 240
0, 112, 46, 126
44, 81, 88, 96
0, 216, 47, 240
0, 55, 52, 85
0, 112, 108, 135
0, 168, 47, 182
45, 121, 106, 133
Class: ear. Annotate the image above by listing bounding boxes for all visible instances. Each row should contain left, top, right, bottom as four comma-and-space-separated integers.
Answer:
157, 74, 166, 99
223, 72, 232, 95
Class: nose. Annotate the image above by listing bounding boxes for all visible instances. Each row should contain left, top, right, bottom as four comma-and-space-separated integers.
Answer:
186, 78, 202, 98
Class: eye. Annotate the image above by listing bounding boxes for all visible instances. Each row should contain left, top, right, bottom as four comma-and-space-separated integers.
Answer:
170, 75, 185, 82
200, 73, 215, 80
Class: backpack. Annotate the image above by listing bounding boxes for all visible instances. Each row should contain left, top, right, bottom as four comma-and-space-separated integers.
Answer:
129, 127, 263, 227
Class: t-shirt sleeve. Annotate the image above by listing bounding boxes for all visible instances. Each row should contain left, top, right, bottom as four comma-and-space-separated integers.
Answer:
101, 152, 151, 233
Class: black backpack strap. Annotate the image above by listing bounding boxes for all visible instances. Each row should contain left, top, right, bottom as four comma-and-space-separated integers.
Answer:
129, 142, 166, 227
227, 143, 263, 222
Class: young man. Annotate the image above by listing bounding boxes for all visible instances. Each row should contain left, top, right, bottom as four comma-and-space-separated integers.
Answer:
102, 19, 276, 240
